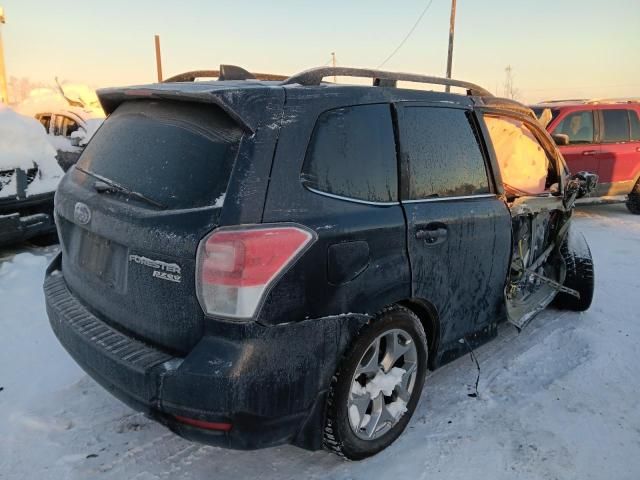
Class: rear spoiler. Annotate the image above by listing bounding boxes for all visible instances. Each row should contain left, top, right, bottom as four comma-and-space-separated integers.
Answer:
96, 85, 256, 133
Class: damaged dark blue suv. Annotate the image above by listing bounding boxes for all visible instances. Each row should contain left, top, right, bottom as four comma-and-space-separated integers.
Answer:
44, 65, 597, 459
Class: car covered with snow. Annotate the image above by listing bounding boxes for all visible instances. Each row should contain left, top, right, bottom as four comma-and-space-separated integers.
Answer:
44, 65, 597, 459
0, 105, 64, 246
17, 83, 105, 171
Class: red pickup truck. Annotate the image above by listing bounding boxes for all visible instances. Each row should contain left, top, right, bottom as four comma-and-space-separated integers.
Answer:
531, 100, 640, 214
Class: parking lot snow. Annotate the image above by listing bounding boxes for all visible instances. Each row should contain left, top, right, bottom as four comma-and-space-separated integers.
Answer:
1, 204, 639, 480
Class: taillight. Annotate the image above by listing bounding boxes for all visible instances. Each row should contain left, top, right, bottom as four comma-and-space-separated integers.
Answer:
196, 225, 315, 320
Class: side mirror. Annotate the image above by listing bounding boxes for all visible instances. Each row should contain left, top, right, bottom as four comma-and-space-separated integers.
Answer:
552, 133, 570, 146
564, 171, 599, 207
574, 171, 599, 197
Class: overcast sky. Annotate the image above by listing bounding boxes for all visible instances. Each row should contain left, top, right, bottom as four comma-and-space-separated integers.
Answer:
3, 0, 639, 102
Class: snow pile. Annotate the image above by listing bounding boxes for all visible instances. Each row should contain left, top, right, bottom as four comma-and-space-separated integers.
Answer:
16, 84, 104, 119
0, 105, 63, 198
46, 134, 81, 153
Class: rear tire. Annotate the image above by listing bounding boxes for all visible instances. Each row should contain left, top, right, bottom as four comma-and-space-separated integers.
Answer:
625, 180, 640, 214
323, 305, 428, 460
554, 230, 594, 311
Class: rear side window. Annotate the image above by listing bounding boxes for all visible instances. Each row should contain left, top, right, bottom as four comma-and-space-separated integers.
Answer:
630, 110, 640, 141
552, 110, 594, 144
301, 104, 397, 203
398, 107, 489, 199
601, 109, 630, 143
78, 100, 243, 209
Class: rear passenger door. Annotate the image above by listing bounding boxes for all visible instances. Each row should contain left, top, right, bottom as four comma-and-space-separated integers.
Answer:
596, 108, 639, 191
394, 103, 512, 346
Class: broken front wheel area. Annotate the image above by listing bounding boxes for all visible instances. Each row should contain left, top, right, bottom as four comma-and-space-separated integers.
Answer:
323, 306, 428, 460
552, 229, 594, 311
505, 198, 585, 329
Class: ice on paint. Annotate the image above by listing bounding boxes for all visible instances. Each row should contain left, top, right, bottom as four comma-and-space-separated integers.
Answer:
214, 193, 226, 208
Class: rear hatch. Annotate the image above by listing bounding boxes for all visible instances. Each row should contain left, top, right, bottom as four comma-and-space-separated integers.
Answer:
55, 99, 245, 354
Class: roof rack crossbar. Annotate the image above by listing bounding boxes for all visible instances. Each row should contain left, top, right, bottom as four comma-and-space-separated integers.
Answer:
282, 66, 493, 97
163, 65, 287, 83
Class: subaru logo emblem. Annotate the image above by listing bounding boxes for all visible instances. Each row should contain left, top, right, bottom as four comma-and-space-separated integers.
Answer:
74, 202, 91, 225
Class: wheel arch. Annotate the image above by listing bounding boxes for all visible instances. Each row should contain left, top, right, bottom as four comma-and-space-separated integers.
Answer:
398, 298, 440, 370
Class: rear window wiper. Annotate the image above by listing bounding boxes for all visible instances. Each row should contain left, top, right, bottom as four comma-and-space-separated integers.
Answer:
75, 166, 167, 210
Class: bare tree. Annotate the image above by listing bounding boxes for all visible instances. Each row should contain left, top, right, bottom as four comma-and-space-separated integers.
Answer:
7, 76, 49, 105
503, 65, 520, 100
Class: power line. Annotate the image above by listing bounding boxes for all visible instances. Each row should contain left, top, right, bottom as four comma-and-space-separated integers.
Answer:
377, 0, 435, 68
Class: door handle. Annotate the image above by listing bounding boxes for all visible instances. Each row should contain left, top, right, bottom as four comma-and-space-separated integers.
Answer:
582, 150, 598, 156
416, 226, 448, 244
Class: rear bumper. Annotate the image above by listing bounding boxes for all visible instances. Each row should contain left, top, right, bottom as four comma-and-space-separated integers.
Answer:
0, 192, 56, 245
44, 253, 366, 450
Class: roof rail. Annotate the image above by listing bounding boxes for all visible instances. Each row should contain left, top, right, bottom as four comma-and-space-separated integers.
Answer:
586, 97, 640, 105
163, 65, 287, 83
281, 66, 493, 97
539, 97, 640, 105
539, 99, 587, 104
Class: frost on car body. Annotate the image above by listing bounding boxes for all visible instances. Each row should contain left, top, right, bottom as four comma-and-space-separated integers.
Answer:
43, 65, 598, 460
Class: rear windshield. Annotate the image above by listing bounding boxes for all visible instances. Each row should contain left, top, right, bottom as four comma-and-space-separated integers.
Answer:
77, 100, 243, 209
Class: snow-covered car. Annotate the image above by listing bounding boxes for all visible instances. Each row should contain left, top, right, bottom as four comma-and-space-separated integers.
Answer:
0, 105, 64, 246
17, 83, 105, 171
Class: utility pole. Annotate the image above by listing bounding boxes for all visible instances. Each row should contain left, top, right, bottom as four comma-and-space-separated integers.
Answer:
504, 64, 519, 99
154, 35, 163, 82
0, 6, 8, 104
331, 52, 336, 83
444, 0, 457, 92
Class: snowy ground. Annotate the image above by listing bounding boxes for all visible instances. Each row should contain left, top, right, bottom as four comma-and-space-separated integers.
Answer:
1, 204, 639, 480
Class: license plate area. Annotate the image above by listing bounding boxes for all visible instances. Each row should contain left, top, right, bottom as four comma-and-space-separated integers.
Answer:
75, 228, 127, 290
